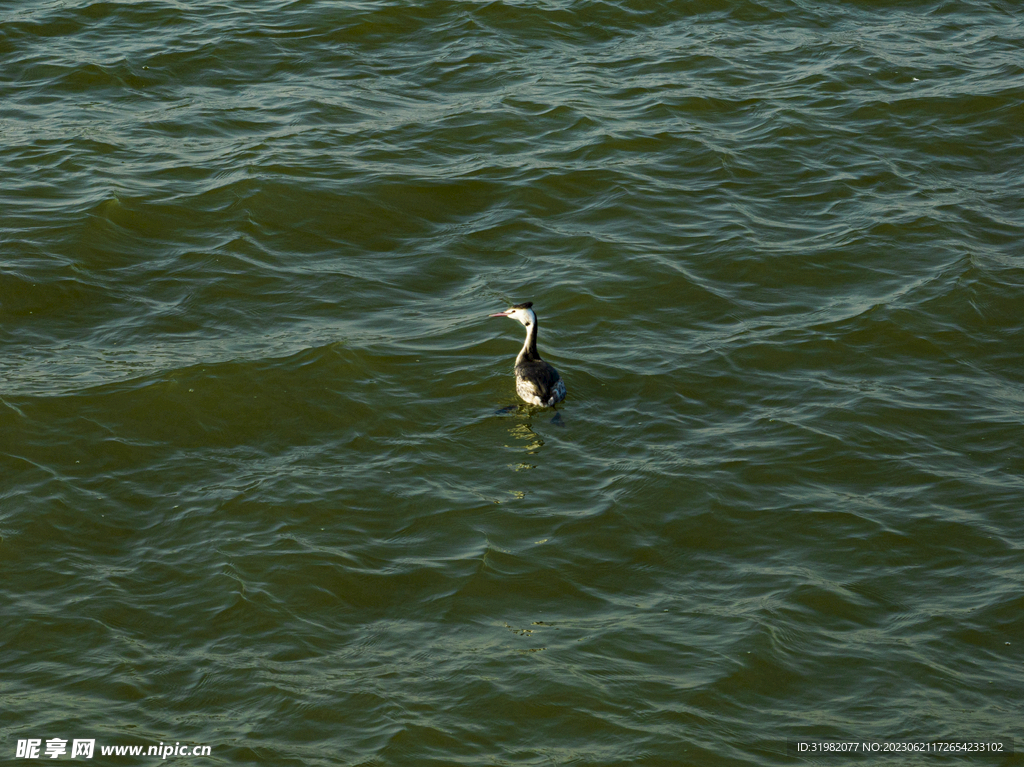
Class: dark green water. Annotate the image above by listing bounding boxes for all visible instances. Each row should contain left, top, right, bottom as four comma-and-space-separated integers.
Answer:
2, 0, 1022, 764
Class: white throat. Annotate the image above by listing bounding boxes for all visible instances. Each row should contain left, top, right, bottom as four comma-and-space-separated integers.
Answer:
515, 308, 539, 364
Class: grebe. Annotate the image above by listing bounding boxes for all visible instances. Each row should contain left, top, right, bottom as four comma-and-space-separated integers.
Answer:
490, 301, 567, 407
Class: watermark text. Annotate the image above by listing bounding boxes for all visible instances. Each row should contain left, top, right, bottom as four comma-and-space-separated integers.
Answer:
16, 739, 211, 759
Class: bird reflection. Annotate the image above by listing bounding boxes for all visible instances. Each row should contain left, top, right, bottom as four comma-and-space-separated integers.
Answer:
507, 422, 543, 456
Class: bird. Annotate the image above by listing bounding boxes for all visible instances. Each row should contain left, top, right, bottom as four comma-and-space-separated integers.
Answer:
490, 301, 566, 407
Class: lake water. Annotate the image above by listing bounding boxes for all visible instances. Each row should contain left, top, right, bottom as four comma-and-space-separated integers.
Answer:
2, 0, 1022, 764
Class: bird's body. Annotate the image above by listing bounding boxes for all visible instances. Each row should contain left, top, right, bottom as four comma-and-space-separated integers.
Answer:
490, 302, 566, 407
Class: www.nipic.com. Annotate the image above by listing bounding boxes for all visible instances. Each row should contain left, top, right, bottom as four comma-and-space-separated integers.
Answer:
16, 739, 212, 759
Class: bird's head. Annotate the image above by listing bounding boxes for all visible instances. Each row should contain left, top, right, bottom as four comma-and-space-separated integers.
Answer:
489, 301, 536, 327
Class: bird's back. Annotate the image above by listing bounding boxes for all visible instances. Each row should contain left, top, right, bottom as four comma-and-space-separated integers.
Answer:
515, 358, 565, 407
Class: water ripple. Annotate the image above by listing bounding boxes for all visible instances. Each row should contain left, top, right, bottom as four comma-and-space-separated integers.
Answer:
3, 0, 1023, 763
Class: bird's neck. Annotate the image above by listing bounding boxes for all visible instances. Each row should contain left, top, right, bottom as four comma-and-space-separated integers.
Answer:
516, 319, 540, 364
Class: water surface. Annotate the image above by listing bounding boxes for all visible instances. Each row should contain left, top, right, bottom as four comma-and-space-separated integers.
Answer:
2, 0, 1022, 764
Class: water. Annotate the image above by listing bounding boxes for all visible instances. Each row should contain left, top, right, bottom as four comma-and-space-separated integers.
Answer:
2, 0, 1022, 763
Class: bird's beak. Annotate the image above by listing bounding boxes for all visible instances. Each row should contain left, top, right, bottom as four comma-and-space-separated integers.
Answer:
489, 310, 511, 317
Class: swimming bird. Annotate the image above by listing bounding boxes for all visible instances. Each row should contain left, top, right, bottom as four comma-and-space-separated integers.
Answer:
490, 302, 566, 407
